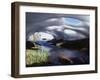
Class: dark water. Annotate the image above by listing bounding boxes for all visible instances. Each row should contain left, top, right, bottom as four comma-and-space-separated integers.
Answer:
26, 39, 89, 67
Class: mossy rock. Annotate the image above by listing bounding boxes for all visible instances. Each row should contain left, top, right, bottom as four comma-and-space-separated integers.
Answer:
26, 49, 48, 65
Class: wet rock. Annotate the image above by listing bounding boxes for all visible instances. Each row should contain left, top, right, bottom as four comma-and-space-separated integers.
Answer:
26, 41, 35, 49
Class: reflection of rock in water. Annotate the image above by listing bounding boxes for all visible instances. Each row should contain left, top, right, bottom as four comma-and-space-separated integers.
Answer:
47, 38, 89, 65
48, 38, 89, 50
48, 47, 89, 65
26, 38, 89, 65
60, 38, 89, 50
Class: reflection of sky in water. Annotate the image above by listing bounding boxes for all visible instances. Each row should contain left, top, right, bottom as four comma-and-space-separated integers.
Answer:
26, 12, 89, 41
64, 17, 82, 26
26, 12, 89, 65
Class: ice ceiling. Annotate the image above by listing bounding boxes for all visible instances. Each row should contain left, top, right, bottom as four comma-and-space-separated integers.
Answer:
26, 12, 90, 41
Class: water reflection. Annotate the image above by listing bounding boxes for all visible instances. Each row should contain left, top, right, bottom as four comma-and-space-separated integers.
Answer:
26, 13, 89, 67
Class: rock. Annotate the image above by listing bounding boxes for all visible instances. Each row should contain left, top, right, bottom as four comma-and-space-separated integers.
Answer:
26, 41, 35, 49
